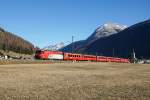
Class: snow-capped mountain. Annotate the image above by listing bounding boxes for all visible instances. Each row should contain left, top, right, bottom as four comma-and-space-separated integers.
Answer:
43, 42, 65, 51
86, 22, 127, 44
82, 19, 150, 58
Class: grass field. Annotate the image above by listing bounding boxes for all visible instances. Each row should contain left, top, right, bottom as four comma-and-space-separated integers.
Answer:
0, 62, 149, 100
0, 60, 52, 65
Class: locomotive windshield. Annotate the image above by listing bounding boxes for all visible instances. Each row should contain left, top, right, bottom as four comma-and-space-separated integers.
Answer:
35, 50, 43, 54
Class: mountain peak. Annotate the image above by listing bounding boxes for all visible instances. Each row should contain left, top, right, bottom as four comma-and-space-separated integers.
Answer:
96, 22, 127, 33
86, 22, 127, 43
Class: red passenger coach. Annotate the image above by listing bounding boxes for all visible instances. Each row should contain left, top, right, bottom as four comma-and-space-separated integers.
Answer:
97, 56, 107, 62
121, 58, 130, 63
82, 55, 97, 61
63, 53, 83, 61
63, 53, 97, 61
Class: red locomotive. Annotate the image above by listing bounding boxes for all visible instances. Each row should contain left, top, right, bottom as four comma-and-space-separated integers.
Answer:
35, 50, 63, 60
35, 50, 129, 63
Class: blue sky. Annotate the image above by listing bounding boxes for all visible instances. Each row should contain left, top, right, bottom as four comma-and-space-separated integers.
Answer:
0, 0, 150, 48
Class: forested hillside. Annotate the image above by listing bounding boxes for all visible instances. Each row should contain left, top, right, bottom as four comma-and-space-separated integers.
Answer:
0, 27, 35, 54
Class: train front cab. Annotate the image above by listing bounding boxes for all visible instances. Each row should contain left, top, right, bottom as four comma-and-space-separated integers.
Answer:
35, 50, 48, 59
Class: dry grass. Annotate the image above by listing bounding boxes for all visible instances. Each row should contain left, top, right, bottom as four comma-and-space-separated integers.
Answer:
0, 60, 53, 65
0, 62, 149, 100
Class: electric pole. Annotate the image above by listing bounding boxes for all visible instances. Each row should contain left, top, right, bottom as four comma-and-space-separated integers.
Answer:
112, 48, 115, 57
72, 36, 74, 53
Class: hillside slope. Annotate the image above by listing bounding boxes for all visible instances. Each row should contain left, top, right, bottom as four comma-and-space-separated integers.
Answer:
0, 27, 34, 55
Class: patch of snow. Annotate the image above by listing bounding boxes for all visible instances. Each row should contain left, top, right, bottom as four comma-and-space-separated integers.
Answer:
43, 42, 65, 51
87, 22, 127, 42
